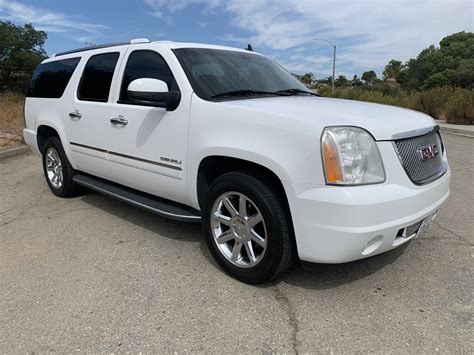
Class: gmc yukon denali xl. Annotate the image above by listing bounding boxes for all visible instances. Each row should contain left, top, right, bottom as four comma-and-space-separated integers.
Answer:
23, 39, 451, 283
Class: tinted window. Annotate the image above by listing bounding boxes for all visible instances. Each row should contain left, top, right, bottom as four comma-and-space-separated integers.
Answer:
78, 52, 119, 102
173, 48, 308, 101
119, 50, 178, 103
27, 57, 81, 98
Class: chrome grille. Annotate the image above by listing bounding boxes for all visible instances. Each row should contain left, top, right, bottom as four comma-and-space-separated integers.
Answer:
393, 130, 447, 185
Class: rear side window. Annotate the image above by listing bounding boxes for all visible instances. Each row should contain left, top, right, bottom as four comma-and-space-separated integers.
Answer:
119, 50, 178, 103
27, 57, 81, 98
78, 52, 119, 102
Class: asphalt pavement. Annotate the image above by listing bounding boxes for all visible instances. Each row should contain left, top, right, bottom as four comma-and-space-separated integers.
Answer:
0, 133, 472, 353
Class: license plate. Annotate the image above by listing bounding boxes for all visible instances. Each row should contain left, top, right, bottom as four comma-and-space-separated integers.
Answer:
416, 212, 437, 239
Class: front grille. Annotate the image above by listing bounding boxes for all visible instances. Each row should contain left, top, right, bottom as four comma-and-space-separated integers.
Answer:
393, 130, 447, 185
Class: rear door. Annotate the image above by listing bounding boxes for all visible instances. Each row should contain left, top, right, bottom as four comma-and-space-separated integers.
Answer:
64, 48, 126, 179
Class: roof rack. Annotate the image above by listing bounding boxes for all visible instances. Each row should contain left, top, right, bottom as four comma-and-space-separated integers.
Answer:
53, 38, 150, 57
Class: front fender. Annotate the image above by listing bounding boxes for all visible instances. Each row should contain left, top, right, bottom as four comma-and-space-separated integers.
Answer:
186, 95, 326, 209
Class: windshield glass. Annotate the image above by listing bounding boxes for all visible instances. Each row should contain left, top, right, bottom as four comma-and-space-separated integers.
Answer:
173, 48, 310, 101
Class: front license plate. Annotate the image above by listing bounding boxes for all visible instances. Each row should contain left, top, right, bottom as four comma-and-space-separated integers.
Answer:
416, 212, 437, 239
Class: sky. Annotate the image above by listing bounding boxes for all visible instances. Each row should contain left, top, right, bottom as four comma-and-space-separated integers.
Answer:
0, 0, 473, 78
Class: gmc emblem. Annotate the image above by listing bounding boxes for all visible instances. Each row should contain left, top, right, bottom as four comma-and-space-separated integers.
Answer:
417, 144, 439, 160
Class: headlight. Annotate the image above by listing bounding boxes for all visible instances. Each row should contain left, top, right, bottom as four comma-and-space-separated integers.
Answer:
322, 126, 385, 185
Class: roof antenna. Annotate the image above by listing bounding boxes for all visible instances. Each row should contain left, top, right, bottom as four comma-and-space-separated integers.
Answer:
245, 44, 254, 52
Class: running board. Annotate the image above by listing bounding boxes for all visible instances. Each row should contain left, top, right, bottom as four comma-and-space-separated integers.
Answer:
73, 174, 201, 222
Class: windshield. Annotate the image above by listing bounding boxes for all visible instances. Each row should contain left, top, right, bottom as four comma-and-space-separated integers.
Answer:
173, 48, 311, 101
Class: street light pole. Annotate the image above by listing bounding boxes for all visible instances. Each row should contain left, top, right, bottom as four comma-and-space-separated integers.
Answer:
313, 38, 336, 94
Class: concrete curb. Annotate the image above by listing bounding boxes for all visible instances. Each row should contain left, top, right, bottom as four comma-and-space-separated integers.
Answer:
436, 120, 474, 138
438, 126, 474, 137
0, 145, 31, 161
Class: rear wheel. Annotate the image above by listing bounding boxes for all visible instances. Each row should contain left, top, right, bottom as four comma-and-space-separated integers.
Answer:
42, 137, 81, 197
203, 172, 294, 284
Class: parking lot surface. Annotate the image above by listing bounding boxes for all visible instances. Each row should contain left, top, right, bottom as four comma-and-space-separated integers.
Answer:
0, 134, 472, 353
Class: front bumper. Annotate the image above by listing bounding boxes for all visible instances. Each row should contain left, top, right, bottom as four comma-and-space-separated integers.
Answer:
284, 165, 451, 264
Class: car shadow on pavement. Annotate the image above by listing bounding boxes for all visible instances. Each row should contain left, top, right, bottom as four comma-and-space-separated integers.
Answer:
280, 244, 409, 290
79, 192, 202, 243
79, 191, 226, 271
79, 190, 410, 289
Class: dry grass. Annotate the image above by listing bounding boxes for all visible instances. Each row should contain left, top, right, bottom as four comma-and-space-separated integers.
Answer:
0, 92, 24, 129
0, 93, 25, 149
321, 86, 474, 125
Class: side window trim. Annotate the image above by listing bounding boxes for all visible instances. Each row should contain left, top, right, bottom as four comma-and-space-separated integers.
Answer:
77, 51, 120, 103
117, 49, 180, 107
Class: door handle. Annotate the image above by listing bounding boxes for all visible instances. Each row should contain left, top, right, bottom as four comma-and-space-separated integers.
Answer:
69, 110, 82, 119
110, 116, 128, 126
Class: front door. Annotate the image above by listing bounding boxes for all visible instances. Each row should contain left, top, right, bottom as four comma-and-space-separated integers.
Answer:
106, 47, 190, 204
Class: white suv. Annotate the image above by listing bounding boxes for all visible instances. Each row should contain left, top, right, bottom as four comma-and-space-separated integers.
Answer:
23, 39, 450, 283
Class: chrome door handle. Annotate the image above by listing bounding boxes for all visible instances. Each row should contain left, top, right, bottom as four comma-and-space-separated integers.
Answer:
69, 110, 82, 119
110, 117, 128, 126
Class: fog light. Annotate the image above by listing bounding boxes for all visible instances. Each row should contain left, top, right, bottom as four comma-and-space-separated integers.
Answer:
361, 235, 384, 255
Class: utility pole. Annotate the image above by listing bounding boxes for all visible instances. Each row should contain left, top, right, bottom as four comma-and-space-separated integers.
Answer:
313, 38, 336, 94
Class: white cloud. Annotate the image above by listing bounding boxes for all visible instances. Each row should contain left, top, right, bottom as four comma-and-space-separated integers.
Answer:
0, 0, 109, 43
144, 0, 474, 76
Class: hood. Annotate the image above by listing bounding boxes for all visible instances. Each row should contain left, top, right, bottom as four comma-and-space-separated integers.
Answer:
219, 96, 436, 140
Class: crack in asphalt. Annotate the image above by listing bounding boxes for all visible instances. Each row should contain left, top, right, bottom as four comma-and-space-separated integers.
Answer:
272, 284, 300, 354
434, 221, 473, 246
0, 198, 43, 227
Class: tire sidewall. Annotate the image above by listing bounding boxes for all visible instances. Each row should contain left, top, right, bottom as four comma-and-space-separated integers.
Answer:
42, 137, 69, 197
203, 173, 288, 283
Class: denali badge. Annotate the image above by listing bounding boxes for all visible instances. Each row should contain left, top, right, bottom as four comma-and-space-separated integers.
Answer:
417, 144, 439, 161
160, 157, 182, 165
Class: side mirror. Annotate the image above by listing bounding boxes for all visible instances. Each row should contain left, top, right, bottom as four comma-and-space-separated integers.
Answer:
127, 78, 180, 111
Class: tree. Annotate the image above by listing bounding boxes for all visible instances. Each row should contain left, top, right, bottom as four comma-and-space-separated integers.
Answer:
318, 76, 332, 85
352, 74, 363, 87
300, 72, 315, 85
334, 75, 349, 87
0, 21, 47, 93
383, 59, 403, 79
361, 70, 377, 85
396, 31, 474, 90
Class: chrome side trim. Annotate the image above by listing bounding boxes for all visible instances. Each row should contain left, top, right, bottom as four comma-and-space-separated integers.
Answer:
70, 141, 182, 171
109, 151, 182, 171
70, 141, 107, 153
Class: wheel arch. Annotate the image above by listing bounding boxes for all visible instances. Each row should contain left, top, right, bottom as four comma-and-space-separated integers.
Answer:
195, 154, 291, 216
35, 122, 75, 169
37, 125, 60, 153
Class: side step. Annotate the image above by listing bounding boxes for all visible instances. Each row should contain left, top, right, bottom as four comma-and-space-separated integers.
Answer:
73, 174, 201, 222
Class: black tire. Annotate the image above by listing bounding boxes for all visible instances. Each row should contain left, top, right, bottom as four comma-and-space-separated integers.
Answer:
42, 136, 81, 197
202, 171, 295, 284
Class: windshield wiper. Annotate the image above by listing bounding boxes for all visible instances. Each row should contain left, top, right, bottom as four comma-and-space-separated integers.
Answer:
275, 88, 321, 96
211, 89, 289, 99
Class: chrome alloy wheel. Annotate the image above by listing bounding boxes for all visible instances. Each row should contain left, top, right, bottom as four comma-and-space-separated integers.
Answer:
211, 192, 267, 268
45, 147, 63, 189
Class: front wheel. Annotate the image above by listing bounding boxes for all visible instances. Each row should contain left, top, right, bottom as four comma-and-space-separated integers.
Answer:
203, 172, 295, 284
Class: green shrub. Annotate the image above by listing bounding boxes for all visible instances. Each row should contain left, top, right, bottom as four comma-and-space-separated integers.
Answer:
445, 88, 474, 124
412, 87, 453, 119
